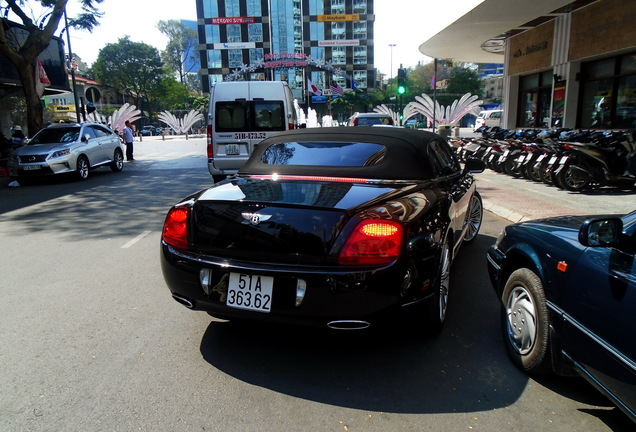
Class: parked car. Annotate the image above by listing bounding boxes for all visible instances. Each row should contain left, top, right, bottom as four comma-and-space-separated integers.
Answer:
140, 125, 159, 136
161, 127, 485, 332
474, 109, 503, 129
487, 212, 636, 423
8, 122, 124, 182
347, 112, 395, 127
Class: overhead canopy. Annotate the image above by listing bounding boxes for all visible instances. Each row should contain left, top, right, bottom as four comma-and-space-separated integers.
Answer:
418, 0, 589, 63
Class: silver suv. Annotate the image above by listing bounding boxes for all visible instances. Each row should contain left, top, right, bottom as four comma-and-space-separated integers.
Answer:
8, 122, 124, 182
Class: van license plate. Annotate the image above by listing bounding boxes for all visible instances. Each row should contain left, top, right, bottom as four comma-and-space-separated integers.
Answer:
227, 273, 273, 313
225, 144, 240, 155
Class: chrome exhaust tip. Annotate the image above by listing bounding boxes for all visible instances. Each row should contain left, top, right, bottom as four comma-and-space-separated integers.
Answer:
327, 320, 371, 330
172, 294, 194, 309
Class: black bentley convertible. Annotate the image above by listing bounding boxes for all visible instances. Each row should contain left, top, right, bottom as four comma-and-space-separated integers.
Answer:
161, 127, 485, 332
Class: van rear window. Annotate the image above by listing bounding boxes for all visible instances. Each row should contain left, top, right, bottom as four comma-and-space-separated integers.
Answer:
216, 101, 286, 132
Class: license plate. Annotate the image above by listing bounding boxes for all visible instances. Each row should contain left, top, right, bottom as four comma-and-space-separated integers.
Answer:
548, 156, 557, 164
227, 273, 273, 313
225, 144, 240, 155
537, 154, 546, 162
24, 165, 41, 171
560, 156, 569, 163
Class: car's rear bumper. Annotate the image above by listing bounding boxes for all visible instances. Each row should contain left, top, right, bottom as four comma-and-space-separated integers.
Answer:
161, 242, 435, 329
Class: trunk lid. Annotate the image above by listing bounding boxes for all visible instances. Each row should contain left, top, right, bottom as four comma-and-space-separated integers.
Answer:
190, 178, 405, 264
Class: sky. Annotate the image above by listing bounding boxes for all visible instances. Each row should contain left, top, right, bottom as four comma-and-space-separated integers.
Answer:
15, 0, 483, 78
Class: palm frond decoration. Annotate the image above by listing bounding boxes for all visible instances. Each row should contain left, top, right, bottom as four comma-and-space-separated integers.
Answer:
158, 110, 204, 134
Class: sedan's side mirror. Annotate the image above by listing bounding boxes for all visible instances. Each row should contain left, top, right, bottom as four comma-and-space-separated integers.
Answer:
82, 134, 90, 142
464, 157, 486, 174
579, 218, 623, 247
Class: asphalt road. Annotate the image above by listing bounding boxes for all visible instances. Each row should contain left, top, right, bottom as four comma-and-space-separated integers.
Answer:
0, 136, 633, 431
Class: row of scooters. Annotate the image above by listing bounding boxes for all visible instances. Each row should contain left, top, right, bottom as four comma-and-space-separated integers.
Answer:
452, 126, 636, 192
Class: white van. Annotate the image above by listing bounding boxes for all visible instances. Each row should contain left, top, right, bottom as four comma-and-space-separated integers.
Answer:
207, 81, 298, 182
475, 109, 503, 129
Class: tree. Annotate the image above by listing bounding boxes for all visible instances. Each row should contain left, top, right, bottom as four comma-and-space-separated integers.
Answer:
446, 67, 483, 99
157, 20, 198, 86
92, 37, 165, 114
0, 0, 104, 134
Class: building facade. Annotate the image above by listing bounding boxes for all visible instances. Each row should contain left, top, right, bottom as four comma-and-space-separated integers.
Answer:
419, 0, 636, 130
195, 0, 376, 101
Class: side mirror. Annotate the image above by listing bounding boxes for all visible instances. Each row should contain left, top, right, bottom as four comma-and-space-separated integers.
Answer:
464, 157, 486, 174
579, 217, 623, 247
82, 134, 90, 142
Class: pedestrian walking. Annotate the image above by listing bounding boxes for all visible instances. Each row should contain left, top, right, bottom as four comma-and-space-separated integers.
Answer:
122, 121, 135, 161
10, 125, 26, 149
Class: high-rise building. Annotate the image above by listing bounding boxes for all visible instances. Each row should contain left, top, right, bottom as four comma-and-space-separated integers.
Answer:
195, 0, 375, 100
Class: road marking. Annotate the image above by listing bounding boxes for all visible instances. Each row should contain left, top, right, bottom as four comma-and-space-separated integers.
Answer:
122, 230, 152, 248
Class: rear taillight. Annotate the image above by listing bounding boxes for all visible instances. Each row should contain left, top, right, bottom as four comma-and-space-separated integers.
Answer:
288, 123, 295, 130
338, 220, 403, 266
162, 206, 190, 250
206, 125, 213, 159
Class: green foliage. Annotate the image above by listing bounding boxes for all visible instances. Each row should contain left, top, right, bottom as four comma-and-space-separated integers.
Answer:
0, 0, 105, 133
446, 68, 483, 98
92, 36, 166, 112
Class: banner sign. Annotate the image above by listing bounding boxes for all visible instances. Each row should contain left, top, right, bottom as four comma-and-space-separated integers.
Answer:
311, 96, 327, 103
213, 42, 256, 50
208, 17, 255, 25
318, 40, 360, 47
264, 52, 309, 69
317, 14, 360, 22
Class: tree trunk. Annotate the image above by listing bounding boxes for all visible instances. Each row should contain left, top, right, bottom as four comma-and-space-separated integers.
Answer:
17, 58, 44, 135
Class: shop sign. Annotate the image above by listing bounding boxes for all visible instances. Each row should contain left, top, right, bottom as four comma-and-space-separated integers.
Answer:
317, 14, 360, 22
213, 42, 256, 50
208, 17, 255, 25
318, 40, 360, 47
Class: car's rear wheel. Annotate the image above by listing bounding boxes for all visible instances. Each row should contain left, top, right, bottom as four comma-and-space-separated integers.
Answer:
423, 234, 452, 335
110, 148, 124, 172
462, 192, 483, 244
75, 155, 89, 180
501, 268, 551, 374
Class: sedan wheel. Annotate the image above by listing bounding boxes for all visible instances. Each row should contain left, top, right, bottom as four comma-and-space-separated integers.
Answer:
75, 155, 89, 180
423, 235, 452, 335
463, 192, 483, 244
110, 148, 124, 172
501, 268, 551, 374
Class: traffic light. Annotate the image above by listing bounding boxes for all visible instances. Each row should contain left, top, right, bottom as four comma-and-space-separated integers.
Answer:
397, 68, 406, 95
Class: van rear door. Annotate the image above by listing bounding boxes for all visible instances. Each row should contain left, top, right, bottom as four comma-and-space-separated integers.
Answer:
209, 83, 289, 176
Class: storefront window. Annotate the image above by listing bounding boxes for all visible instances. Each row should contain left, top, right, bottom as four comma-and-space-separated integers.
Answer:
579, 53, 636, 129
518, 71, 552, 127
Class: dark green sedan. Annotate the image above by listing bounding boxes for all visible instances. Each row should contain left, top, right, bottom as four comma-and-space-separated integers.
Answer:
487, 212, 636, 423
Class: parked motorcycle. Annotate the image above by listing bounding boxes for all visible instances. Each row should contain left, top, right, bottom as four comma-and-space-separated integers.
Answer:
555, 131, 636, 191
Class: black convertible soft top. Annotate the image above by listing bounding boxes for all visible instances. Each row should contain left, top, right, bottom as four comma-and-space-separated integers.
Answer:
239, 127, 446, 180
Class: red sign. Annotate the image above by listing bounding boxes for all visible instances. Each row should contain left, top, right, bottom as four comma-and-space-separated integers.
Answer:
208, 17, 255, 25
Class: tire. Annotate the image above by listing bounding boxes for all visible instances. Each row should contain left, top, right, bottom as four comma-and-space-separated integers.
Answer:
501, 268, 551, 374
110, 148, 124, 172
558, 165, 589, 192
462, 191, 483, 244
75, 155, 89, 180
527, 162, 543, 182
423, 234, 452, 335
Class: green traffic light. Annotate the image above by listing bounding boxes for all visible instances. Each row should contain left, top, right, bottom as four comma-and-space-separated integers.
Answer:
397, 86, 406, 95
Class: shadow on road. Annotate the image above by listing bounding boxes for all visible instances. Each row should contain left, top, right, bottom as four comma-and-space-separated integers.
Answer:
197, 232, 630, 430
